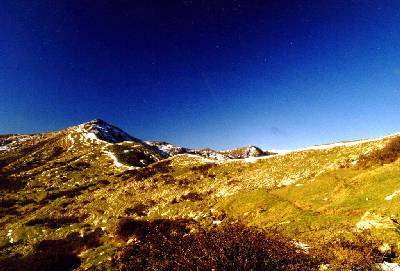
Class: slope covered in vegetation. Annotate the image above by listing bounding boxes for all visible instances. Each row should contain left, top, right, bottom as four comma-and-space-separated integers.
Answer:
1, 120, 400, 270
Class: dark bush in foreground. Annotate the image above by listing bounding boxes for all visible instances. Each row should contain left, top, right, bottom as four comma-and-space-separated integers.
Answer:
317, 233, 384, 271
357, 136, 400, 168
0, 229, 103, 271
115, 218, 192, 241
113, 220, 321, 271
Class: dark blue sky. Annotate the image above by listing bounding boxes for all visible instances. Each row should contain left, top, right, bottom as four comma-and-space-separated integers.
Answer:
1, 1, 400, 150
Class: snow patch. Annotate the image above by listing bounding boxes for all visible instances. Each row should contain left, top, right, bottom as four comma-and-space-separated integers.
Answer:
103, 150, 136, 170
84, 132, 101, 143
247, 146, 263, 156
376, 262, 400, 271
215, 186, 238, 197
293, 241, 310, 252
204, 151, 229, 161
0, 145, 10, 151
356, 212, 395, 230
271, 132, 400, 155
223, 153, 276, 164
72, 125, 104, 145
385, 190, 400, 201
175, 153, 218, 163
0, 135, 33, 152
145, 141, 184, 156
268, 149, 292, 155
243, 155, 275, 163
146, 141, 269, 161
279, 178, 296, 186
7, 229, 14, 243
212, 220, 223, 225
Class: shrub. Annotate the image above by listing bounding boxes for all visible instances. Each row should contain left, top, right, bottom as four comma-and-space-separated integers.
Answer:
357, 136, 400, 168
118, 169, 156, 182
190, 163, 216, 173
181, 192, 203, 201
124, 203, 149, 216
63, 161, 90, 171
0, 174, 25, 191
177, 178, 191, 186
98, 179, 111, 185
74, 161, 91, 169
116, 160, 173, 182
112, 219, 387, 270
0, 252, 81, 271
0, 230, 102, 271
50, 146, 64, 157
25, 216, 80, 229
316, 232, 384, 271
0, 198, 18, 208
42, 183, 95, 202
158, 174, 176, 184
114, 218, 192, 241
151, 159, 172, 173
113, 220, 321, 271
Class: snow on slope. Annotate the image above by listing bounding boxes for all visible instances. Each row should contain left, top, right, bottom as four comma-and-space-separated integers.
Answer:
269, 131, 400, 155
377, 262, 400, 271
145, 141, 272, 161
103, 149, 137, 170
0, 135, 34, 152
144, 141, 187, 157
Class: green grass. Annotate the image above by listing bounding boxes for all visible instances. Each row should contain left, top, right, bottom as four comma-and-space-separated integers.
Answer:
212, 162, 400, 243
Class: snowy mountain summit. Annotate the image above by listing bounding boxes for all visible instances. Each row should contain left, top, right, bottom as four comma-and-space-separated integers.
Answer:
72, 119, 140, 144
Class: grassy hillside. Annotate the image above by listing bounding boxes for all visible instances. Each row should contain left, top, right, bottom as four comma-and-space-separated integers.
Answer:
1, 124, 400, 270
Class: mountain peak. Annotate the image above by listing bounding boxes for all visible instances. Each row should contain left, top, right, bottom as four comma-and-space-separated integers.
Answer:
70, 119, 140, 144
86, 118, 108, 125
